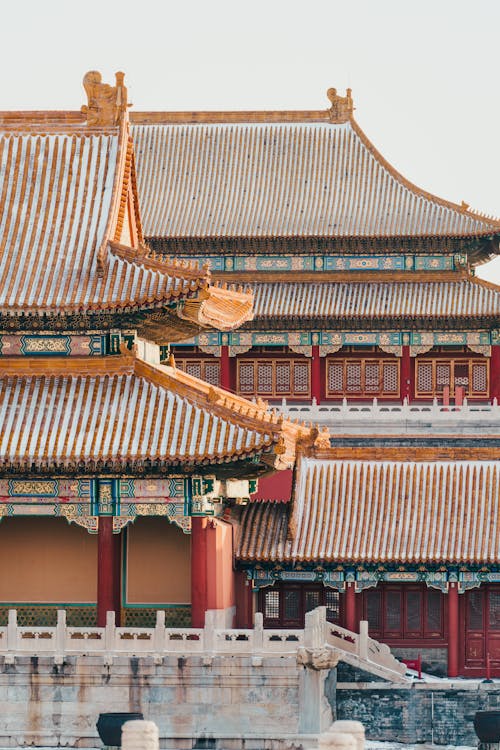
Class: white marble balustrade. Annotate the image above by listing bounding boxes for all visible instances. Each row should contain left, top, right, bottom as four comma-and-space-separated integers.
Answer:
0, 607, 406, 680
278, 397, 500, 433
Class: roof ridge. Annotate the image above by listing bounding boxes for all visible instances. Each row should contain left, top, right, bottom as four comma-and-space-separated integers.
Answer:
109, 240, 209, 282
0, 352, 136, 377
129, 89, 352, 125
134, 355, 284, 430
133, 354, 315, 466
96, 116, 131, 275
130, 110, 332, 124
311, 445, 500, 461
0, 111, 90, 130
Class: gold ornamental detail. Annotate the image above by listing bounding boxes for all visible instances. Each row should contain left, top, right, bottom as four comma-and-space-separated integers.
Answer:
82, 70, 130, 126
22, 338, 68, 353
10, 480, 57, 496
327, 88, 354, 123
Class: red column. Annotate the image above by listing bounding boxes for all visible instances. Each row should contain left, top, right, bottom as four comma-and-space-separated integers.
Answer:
401, 345, 412, 404
447, 582, 460, 678
113, 532, 122, 626
97, 516, 115, 627
191, 517, 236, 627
220, 345, 231, 391
490, 345, 500, 402
311, 344, 321, 405
206, 520, 218, 610
235, 571, 253, 628
345, 582, 357, 632
190, 517, 208, 627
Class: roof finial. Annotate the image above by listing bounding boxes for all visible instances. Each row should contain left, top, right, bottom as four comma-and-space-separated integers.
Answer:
326, 87, 354, 123
82, 70, 130, 126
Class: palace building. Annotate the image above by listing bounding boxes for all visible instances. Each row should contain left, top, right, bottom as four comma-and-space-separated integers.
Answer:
0, 71, 313, 632
1, 74, 499, 678
129, 87, 500, 677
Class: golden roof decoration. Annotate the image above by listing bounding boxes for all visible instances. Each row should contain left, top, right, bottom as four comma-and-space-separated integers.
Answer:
81, 70, 130, 127
327, 87, 354, 123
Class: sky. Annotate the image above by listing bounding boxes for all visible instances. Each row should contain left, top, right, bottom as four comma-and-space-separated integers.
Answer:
3, 0, 500, 282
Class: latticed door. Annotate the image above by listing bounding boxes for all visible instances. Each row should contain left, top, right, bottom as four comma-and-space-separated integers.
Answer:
326, 358, 399, 398
237, 358, 311, 398
174, 358, 221, 386
363, 585, 445, 641
416, 358, 488, 398
463, 586, 500, 675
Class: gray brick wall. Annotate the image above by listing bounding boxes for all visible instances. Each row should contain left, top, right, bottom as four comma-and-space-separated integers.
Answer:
335, 678, 500, 745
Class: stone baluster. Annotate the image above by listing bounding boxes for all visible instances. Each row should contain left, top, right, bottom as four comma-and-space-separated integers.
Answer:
122, 720, 159, 750
341, 397, 348, 417
153, 610, 165, 654
55, 609, 66, 664
7, 609, 17, 656
253, 611, 264, 651
304, 607, 321, 649
104, 610, 116, 662
358, 621, 369, 661
203, 609, 215, 653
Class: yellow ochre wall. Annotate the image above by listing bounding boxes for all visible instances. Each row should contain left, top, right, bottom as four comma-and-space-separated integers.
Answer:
126, 518, 191, 604
0, 517, 97, 602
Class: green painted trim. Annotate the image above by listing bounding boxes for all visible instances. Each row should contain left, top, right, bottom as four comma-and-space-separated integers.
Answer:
0, 602, 96, 607
122, 603, 190, 609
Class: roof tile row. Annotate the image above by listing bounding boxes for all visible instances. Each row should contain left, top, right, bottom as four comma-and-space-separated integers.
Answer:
237, 458, 500, 564
132, 121, 500, 240
250, 279, 500, 320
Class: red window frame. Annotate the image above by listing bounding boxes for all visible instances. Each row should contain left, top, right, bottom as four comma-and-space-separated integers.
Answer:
326, 357, 400, 399
259, 584, 340, 629
237, 358, 311, 399
415, 357, 488, 398
174, 357, 221, 387
362, 584, 446, 643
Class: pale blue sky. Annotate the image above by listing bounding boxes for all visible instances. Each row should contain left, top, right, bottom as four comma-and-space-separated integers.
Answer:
3, 0, 500, 281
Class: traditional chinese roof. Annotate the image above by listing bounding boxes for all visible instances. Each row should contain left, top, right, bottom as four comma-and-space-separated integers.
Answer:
131, 97, 500, 254
0, 77, 253, 337
0, 350, 312, 476
248, 276, 500, 325
237, 450, 500, 564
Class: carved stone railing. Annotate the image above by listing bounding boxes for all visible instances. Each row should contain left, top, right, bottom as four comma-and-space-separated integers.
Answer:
278, 397, 500, 433
0, 607, 407, 681
0, 609, 304, 663
303, 607, 407, 682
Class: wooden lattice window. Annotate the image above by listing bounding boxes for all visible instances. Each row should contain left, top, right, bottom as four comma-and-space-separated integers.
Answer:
175, 358, 220, 387
363, 585, 445, 641
326, 358, 399, 398
237, 359, 310, 398
415, 358, 488, 397
260, 584, 339, 628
